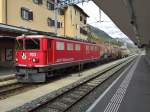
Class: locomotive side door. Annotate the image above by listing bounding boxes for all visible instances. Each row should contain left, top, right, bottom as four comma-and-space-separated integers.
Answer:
47, 39, 55, 64
47, 39, 52, 64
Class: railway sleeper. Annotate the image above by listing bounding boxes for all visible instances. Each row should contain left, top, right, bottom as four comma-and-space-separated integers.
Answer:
77, 85, 93, 89
86, 82, 99, 87
68, 93, 83, 99
75, 89, 89, 95
72, 90, 86, 96
88, 80, 102, 85
76, 87, 92, 93
45, 108, 60, 112
59, 98, 76, 105
48, 102, 69, 111
93, 79, 106, 83
90, 79, 104, 83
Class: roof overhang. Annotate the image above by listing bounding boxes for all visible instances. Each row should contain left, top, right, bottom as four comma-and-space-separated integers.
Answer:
93, 0, 150, 47
0, 23, 55, 38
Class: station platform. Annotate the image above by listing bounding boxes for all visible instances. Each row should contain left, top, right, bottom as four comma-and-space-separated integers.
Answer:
0, 57, 132, 112
0, 66, 15, 81
87, 55, 150, 112
0, 66, 15, 76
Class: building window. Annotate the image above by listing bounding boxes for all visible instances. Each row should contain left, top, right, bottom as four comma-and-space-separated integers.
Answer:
47, 18, 55, 27
84, 19, 86, 24
47, 1, 54, 10
67, 43, 74, 51
61, 23, 63, 28
75, 44, 80, 51
76, 24, 78, 29
5, 48, 13, 61
33, 0, 43, 5
21, 8, 33, 20
57, 22, 61, 28
61, 22, 64, 28
75, 10, 77, 15
80, 16, 82, 21
58, 9, 64, 15
80, 28, 87, 35
56, 42, 64, 50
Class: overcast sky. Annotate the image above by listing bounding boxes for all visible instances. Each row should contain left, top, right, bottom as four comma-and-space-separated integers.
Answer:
78, 1, 129, 39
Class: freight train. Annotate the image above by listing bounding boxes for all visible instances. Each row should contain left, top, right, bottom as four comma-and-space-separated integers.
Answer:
15, 35, 127, 82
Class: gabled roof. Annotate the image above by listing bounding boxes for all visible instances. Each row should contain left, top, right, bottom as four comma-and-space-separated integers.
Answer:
71, 4, 89, 17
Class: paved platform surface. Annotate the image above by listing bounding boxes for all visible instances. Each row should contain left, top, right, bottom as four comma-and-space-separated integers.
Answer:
87, 55, 150, 112
0, 66, 15, 76
0, 57, 131, 111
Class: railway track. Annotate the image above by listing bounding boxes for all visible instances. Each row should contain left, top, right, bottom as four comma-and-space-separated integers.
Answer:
0, 83, 26, 99
27, 56, 136, 112
0, 75, 15, 82
0, 59, 122, 100
0, 81, 43, 100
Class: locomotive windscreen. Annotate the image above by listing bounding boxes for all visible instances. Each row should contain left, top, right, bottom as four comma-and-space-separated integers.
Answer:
16, 39, 40, 50
25, 39, 40, 50
16, 39, 23, 50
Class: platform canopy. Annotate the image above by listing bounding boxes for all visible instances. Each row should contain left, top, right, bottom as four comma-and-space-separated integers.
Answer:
93, 0, 150, 47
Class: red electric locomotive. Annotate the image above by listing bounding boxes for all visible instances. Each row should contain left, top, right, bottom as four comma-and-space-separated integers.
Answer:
15, 35, 101, 82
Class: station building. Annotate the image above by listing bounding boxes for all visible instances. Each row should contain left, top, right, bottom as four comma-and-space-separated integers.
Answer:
0, 0, 89, 67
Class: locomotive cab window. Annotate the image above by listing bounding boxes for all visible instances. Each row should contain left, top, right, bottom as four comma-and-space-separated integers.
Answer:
16, 39, 23, 50
25, 39, 40, 50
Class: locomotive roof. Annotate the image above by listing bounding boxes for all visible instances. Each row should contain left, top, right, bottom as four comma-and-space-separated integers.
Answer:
17, 35, 97, 45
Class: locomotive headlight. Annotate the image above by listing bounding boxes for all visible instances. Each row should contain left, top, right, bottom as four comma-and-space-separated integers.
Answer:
16, 58, 18, 62
32, 58, 39, 63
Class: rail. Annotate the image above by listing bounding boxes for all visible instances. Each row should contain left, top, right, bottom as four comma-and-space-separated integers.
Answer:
25, 56, 136, 112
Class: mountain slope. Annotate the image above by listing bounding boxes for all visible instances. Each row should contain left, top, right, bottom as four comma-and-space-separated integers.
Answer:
87, 24, 122, 45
